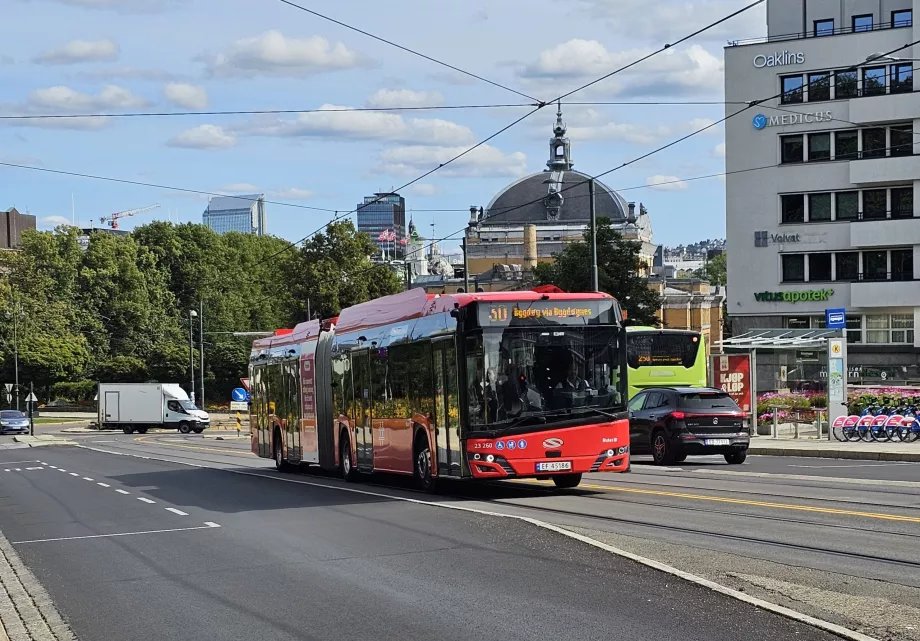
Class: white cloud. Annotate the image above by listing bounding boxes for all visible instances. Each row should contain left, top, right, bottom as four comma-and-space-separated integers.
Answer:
0, 84, 149, 129
168, 124, 236, 149
202, 31, 368, 78
366, 89, 444, 109
576, 0, 766, 42
221, 183, 259, 193
163, 83, 208, 109
568, 121, 673, 145
378, 145, 527, 178
646, 175, 690, 191
689, 118, 721, 135
712, 142, 725, 157
410, 183, 441, 196
32, 0, 187, 12
40, 215, 73, 227
520, 40, 723, 97
269, 188, 315, 200
428, 71, 477, 86
234, 104, 475, 146
34, 38, 120, 65
75, 67, 179, 81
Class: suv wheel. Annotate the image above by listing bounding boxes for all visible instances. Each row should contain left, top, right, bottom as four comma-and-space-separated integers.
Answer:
724, 450, 747, 465
651, 430, 675, 465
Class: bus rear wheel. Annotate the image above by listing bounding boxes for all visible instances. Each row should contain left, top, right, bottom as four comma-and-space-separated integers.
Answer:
340, 432, 356, 482
273, 431, 290, 472
552, 473, 583, 489
413, 434, 436, 493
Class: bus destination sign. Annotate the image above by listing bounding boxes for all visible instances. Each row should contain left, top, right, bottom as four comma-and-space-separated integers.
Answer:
477, 300, 615, 327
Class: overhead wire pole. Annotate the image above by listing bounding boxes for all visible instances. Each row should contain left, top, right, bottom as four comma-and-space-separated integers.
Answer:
199, 300, 205, 410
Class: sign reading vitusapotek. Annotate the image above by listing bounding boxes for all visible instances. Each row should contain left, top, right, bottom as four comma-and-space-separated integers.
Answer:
754, 289, 834, 303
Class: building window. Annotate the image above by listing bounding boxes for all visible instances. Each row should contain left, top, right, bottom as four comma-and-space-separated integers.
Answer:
891, 249, 913, 280
866, 315, 890, 343
835, 130, 858, 159
781, 194, 805, 223
808, 72, 831, 100
836, 252, 859, 280
814, 18, 835, 36
847, 315, 863, 344
863, 250, 888, 280
863, 67, 887, 96
852, 14, 873, 32
781, 75, 804, 103
861, 128, 886, 158
891, 187, 913, 218
891, 314, 915, 343
782, 254, 805, 282
863, 189, 887, 219
809, 253, 832, 281
891, 64, 914, 93
754, 230, 768, 247
892, 9, 912, 28
835, 70, 858, 98
836, 191, 859, 220
808, 193, 832, 221
808, 132, 831, 161
781, 135, 804, 163
890, 124, 913, 156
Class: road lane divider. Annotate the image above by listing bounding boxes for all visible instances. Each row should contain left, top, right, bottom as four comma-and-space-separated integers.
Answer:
97, 483, 110, 488
11, 522, 222, 545
165, 508, 188, 516
136, 497, 156, 504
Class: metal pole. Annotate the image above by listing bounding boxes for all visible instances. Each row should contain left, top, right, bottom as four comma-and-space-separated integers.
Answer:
13, 304, 20, 411
199, 300, 204, 409
462, 237, 470, 293
589, 179, 599, 292
28, 381, 33, 436
189, 311, 195, 404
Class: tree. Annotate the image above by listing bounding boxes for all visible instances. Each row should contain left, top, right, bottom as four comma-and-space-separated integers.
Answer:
534, 217, 661, 326
693, 253, 726, 286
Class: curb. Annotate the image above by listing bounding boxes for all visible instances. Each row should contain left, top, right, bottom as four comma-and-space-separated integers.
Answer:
749, 446, 920, 462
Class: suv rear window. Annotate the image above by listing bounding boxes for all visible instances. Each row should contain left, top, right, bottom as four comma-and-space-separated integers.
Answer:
678, 392, 739, 410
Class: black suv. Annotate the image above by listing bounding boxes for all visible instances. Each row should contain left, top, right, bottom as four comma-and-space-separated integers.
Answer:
628, 387, 750, 465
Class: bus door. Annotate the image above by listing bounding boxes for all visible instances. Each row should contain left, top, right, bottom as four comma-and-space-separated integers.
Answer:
284, 360, 301, 463
433, 338, 461, 477
352, 349, 374, 470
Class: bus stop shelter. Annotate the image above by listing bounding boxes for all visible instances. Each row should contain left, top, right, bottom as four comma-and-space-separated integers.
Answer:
714, 329, 848, 436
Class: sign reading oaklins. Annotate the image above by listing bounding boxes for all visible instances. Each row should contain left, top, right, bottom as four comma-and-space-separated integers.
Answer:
712, 354, 752, 414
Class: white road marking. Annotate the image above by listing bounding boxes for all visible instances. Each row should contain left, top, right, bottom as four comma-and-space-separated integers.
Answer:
48, 465, 58, 469
3, 469, 9, 472
115, 489, 130, 495
97, 482, 110, 488
57, 469, 67, 472
82, 477, 93, 481
165, 508, 188, 516
76, 442, 877, 641
788, 462, 916, 468
0, 461, 40, 465
11, 523, 223, 545
69, 472, 78, 476
136, 497, 155, 504
25, 467, 43, 470
14, 468, 21, 472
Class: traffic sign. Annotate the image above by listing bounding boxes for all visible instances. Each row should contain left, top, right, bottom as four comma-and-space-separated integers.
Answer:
229, 401, 248, 411
4, 383, 12, 393
240, 378, 250, 392
825, 308, 846, 330
231, 388, 249, 403
25, 392, 37, 403
5, 393, 11, 404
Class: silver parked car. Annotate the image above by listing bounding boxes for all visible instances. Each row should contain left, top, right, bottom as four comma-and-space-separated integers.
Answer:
0, 410, 30, 434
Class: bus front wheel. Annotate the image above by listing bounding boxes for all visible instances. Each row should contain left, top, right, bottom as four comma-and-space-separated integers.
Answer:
552, 473, 582, 489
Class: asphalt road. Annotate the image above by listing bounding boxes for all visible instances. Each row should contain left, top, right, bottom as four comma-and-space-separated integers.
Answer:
3, 430, 920, 640
0, 444, 841, 641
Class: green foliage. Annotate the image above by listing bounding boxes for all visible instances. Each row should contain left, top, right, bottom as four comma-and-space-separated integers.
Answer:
50, 380, 97, 402
533, 217, 661, 326
692, 253, 727, 286
0, 221, 401, 400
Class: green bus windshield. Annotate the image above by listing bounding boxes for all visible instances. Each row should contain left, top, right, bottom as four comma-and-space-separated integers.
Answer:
626, 329, 707, 397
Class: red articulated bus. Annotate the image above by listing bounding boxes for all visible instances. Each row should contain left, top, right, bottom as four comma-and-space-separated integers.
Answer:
249, 288, 630, 490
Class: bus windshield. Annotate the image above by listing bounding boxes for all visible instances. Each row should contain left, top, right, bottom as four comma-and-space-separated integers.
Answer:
465, 326, 625, 431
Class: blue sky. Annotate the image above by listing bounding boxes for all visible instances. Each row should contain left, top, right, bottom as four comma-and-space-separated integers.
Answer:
1, 0, 766, 248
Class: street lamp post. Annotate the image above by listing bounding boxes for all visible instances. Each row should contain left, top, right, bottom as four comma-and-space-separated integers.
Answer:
198, 300, 204, 410
5, 303, 22, 410
189, 309, 197, 405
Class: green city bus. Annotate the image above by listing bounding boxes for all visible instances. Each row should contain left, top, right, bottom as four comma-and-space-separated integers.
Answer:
625, 327, 707, 399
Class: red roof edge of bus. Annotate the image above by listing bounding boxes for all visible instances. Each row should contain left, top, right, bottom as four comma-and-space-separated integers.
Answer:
532, 284, 564, 294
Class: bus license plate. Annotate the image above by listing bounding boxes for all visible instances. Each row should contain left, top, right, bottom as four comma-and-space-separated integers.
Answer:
536, 461, 572, 472
704, 439, 730, 446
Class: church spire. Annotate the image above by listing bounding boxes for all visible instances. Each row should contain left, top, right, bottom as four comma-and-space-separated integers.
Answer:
546, 100, 573, 171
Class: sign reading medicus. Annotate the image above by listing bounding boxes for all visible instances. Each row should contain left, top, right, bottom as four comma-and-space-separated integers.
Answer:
754, 289, 834, 303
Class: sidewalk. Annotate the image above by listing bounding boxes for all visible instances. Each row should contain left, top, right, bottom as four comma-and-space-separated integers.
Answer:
748, 436, 920, 462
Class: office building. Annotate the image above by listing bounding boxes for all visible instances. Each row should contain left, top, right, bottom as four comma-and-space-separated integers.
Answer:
724, 0, 920, 384
357, 192, 406, 256
466, 105, 657, 275
203, 194, 267, 235
1, 208, 36, 249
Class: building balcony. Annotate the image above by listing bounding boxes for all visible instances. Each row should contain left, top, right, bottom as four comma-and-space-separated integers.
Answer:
849, 90, 920, 125
851, 279, 920, 307
727, 19, 911, 46
850, 217, 920, 247
850, 154, 920, 185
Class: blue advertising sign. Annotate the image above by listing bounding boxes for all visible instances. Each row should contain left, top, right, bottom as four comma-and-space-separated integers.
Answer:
825, 308, 846, 330
231, 387, 249, 403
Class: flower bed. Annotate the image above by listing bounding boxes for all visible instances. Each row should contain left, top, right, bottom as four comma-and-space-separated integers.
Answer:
847, 387, 920, 414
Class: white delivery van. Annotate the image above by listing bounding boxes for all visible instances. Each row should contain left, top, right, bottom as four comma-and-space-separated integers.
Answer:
98, 383, 211, 434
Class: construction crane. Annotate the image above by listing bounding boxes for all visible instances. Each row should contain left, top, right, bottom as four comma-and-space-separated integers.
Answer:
99, 204, 161, 230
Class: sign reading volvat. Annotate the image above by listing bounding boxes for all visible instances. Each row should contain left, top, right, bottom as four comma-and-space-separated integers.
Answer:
753, 51, 805, 68
753, 111, 833, 129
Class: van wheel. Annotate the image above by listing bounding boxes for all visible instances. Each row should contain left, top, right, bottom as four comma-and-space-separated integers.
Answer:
193, 428, 204, 434
178, 422, 191, 434
122, 426, 132, 434
413, 433, 436, 493
340, 431, 356, 481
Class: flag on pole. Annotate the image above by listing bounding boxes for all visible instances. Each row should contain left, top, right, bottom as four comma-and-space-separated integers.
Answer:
377, 229, 388, 241
399, 237, 408, 245
387, 231, 397, 242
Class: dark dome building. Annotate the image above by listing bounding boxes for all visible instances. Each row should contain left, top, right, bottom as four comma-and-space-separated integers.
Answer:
465, 103, 656, 275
